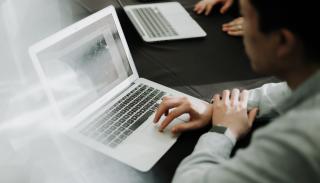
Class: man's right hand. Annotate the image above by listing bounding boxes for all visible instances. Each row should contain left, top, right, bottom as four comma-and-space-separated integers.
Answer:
211, 89, 259, 139
153, 96, 212, 134
194, 0, 234, 16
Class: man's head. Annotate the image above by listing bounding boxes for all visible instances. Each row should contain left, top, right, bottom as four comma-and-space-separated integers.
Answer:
240, 0, 319, 78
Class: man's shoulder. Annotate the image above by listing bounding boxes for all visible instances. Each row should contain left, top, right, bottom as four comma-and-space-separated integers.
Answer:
276, 92, 320, 129
279, 91, 320, 122
255, 93, 320, 155
296, 92, 320, 110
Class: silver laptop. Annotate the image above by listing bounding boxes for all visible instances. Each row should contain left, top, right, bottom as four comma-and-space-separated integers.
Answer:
29, 5, 203, 171
124, 2, 207, 42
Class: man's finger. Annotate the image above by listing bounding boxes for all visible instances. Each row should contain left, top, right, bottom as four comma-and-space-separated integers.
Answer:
222, 90, 230, 103
159, 107, 186, 132
171, 120, 203, 134
213, 94, 221, 103
154, 98, 182, 123
230, 88, 240, 106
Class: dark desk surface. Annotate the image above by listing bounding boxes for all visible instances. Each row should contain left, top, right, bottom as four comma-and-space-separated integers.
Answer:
116, 0, 277, 100
76, 0, 277, 182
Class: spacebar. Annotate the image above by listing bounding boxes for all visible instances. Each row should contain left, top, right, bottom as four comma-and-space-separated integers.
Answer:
129, 110, 153, 131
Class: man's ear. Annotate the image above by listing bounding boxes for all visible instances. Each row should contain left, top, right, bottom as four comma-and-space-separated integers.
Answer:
277, 29, 297, 59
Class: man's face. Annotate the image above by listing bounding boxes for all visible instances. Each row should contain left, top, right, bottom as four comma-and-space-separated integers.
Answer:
240, 0, 278, 74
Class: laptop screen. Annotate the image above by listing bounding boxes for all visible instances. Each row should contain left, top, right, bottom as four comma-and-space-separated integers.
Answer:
36, 14, 133, 118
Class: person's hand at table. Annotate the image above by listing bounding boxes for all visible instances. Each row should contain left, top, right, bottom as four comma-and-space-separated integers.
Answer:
222, 17, 244, 36
194, 0, 244, 37
153, 96, 212, 134
211, 89, 259, 139
194, 0, 234, 16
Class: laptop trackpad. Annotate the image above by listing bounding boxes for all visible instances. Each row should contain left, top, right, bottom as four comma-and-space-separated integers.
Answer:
116, 116, 184, 171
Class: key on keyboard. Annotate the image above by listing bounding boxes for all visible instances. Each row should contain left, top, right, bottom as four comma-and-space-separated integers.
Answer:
132, 7, 178, 38
79, 84, 166, 148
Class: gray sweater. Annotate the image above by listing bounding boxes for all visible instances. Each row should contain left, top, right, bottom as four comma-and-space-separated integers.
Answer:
173, 71, 320, 183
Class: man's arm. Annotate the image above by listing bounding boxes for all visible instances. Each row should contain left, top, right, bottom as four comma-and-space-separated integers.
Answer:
247, 82, 291, 118
173, 112, 319, 183
172, 132, 234, 182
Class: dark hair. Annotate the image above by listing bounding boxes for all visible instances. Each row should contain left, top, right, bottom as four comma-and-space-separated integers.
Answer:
249, 0, 319, 61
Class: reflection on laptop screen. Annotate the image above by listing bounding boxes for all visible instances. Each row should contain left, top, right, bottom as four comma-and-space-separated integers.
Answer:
37, 14, 133, 118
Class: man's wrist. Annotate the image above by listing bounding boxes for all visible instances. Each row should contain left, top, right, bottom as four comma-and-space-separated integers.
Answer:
209, 125, 237, 145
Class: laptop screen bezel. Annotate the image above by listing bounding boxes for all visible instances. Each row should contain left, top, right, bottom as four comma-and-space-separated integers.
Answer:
29, 5, 139, 128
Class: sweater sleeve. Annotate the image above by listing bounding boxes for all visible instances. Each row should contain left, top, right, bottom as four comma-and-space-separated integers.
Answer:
172, 110, 320, 183
247, 82, 291, 118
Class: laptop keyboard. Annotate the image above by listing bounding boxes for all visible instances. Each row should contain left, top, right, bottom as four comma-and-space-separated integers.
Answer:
131, 7, 178, 38
79, 84, 166, 148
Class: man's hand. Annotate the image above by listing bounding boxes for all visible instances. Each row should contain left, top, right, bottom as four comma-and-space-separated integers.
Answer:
194, 0, 234, 16
211, 89, 258, 139
154, 96, 212, 134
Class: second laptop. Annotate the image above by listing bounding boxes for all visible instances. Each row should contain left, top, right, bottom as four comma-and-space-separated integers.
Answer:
124, 2, 207, 42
